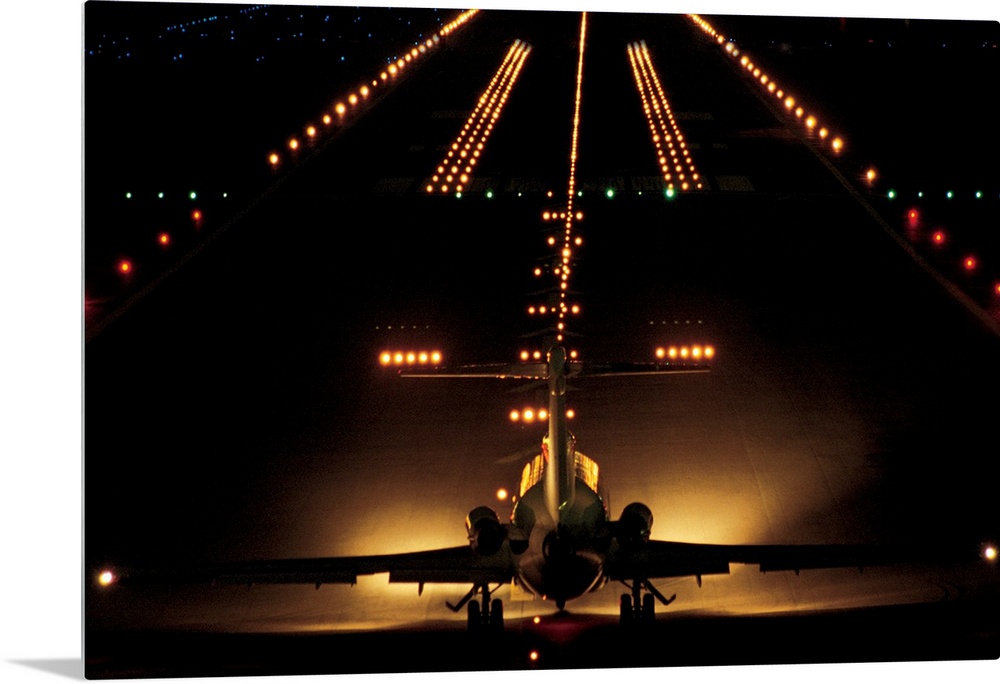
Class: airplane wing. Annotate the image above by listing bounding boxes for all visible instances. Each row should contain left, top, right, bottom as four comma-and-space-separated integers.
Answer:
605, 539, 983, 583
101, 545, 514, 589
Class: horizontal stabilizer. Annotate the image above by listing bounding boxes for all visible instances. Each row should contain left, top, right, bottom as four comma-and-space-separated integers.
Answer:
396, 360, 710, 379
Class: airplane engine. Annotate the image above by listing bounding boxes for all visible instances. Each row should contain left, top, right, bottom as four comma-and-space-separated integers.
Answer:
617, 502, 653, 550
466, 506, 505, 555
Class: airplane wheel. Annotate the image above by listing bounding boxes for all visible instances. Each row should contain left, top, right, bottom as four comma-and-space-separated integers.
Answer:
490, 598, 504, 633
642, 593, 655, 623
468, 599, 481, 632
619, 593, 632, 625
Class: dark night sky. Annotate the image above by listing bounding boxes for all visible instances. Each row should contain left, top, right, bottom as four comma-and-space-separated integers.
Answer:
5, 1, 1000, 683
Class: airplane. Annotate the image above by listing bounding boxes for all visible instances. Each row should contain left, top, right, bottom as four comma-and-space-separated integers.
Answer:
95, 337, 997, 633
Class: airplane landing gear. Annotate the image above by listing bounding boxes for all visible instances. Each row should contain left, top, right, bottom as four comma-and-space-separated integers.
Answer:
449, 583, 504, 634
619, 579, 674, 626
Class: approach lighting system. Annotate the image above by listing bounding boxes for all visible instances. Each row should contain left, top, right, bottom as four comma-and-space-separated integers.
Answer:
655, 344, 715, 362
509, 407, 575, 423
378, 350, 443, 367
426, 39, 531, 194
627, 41, 703, 193
519, 349, 578, 362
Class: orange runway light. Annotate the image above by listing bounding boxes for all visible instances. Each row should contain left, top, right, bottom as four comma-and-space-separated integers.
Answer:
379, 350, 443, 366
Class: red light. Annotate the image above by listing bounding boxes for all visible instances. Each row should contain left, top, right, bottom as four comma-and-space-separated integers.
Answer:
158, 233, 170, 246
994, 283, 1000, 297
118, 259, 131, 274
906, 209, 920, 228
192, 209, 202, 221
932, 231, 946, 246
963, 256, 977, 271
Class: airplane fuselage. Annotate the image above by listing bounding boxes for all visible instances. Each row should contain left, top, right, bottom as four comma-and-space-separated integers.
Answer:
510, 476, 610, 606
